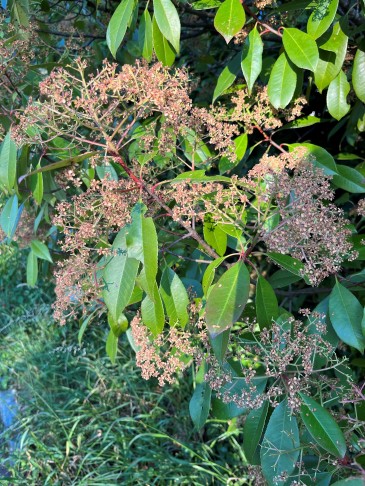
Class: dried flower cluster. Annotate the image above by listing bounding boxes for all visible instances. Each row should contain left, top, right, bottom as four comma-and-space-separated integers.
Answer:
205, 312, 344, 412
262, 157, 356, 284
130, 314, 196, 386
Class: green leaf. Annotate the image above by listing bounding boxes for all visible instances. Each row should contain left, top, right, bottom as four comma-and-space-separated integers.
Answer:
329, 281, 365, 353
353, 49, 365, 104
0, 131, 17, 192
141, 283, 165, 336
243, 401, 269, 464
30, 240, 53, 263
287, 143, 338, 175
203, 217, 227, 257
10, 0, 29, 26
283, 27, 319, 71
205, 261, 250, 335
106, 330, 118, 364
31, 164, 44, 206
267, 252, 304, 277
269, 270, 302, 289
106, 0, 135, 58
327, 70, 350, 121
299, 393, 346, 458
152, 15, 176, 66
268, 52, 298, 109
191, 0, 221, 9
213, 0, 245, 44
126, 203, 158, 297
331, 479, 365, 486
314, 22, 348, 92
103, 228, 139, 324
26, 250, 38, 287
189, 382, 211, 429
153, 0, 180, 53
202, 256, 226, 296
307, 0, 339, 39
0, 194, 19, 238
139, 8, 153, 62
108, 312, 128, 337
241, 26, 263, 94
213, 52, 242, 102
332, 165, 365, 193
256, 276, 279, 330
261, 400, 300, 486
160, 267, 189, 327
210, 328, 230, 363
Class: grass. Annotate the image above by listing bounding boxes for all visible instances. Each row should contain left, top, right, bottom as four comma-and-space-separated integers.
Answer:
0, 248, 250, 485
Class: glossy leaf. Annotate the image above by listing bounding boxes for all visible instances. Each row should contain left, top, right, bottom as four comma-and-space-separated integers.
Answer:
283, 27, 319, 71
205, 261, 250, 335
210, 328, 230, 363
261, 399, 300, 486
139, 7, 153, 61
202, 256, 226, 296
332, 165, 365, 193
213, 52, 241, 102
30, 240, 53, 263
213, 0, 245, 44
243, 401, 269, 464
126, 203, 158, 297
327, 70, 350, 121
203, 218, 227, 256
103, 228, 139, 324
31, 164, 44, 206
268, 52, 297, 109
307, 0, 338, 39
106, 0, 135, 58
141, 283, 165, 336
256, 276, 279, 330
160, 267, 189, 327
329, 281, 365, 353
288, 143, 338, 175
0, 131, 17, 192
352, 49, 365, 103
267, 252, 304, 277
152, 15, 175, 66
189, 382, 211, 429
314, 23, 348, 92
26, 250, 38, 287
106, 330, 118, 364
0, 194, 19, 238
153, 0, 180, 53
241, 26, 263, 94
299, 393, 346, 458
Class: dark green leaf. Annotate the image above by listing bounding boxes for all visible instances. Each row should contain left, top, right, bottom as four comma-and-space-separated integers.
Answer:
256, 276, 279, 329
299, 393, 346, 458
106, 330, 118, 364
267, 252, 304, 277
213, 0, 245, 44
160, 267, 189, 327
189, 382, 211, 429
210, 328, 230, 363
243, 401, 269, 464
261, 400, 300, 486
205, 261, 250, 335
30, 240, 53, 263
103, 228, 139, 324
106, 0, 135, 58
241, 26, 263, 94
269, 270, 302, 288
287, 143, 338, 175
0, 131, 17, 192
332, 165, 365, 193
329, 281, 365, 353
213, 52, 242, 102
153, 0, 180, 53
